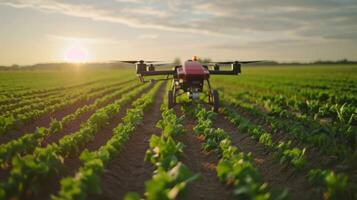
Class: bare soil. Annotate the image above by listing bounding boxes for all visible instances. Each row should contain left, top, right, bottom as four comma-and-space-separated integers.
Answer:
41, 85, 137, 146
0, 80, 133, 144
88, 83, 165, 200
237, 98, 341, 169
0, 85, 138, 182
176, 109, 234, 200
32, 85, 153, 200
213, 111, 317, 200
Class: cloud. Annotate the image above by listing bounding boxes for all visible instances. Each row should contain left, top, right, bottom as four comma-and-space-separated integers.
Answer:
46, 35, 122, 44
114, 0, 141, 3
138, 34, 158, 39
1, 0, 357, 42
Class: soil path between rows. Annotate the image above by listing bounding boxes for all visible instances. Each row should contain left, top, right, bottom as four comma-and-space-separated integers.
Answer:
0, 85, 139, 183
213, 110, 316, 200
1, 78, 113, 104
0, 80, 133, 144
33, 84, 153, 200
41, 84, 138, 146
176, 108, 234, 200
230, 98, 339, 170
89, 83, 165, 200
0, 98, 93, 144
0, 78, 103, 108
0, 94, 107, 182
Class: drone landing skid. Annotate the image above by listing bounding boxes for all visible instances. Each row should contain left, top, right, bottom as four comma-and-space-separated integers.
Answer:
168, 79, 219, 112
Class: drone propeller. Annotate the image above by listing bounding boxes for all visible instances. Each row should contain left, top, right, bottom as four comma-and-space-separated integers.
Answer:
210, 60, 264, 65
239, 60, 264, 64
151, 63, 173, 67
117, 60, 164, 64
118, 60, 139, 64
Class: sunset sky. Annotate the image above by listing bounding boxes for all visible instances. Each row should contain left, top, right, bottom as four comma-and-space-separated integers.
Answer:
0, 0, 357, 65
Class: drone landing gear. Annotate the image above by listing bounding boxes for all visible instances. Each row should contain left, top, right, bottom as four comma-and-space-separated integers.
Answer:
168, 90, 175, 109
210, 90, 219, 112
207, 79, 219, 112
168, 81, 219, 112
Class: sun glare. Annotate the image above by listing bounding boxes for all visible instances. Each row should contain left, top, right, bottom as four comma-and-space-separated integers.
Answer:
64, 43, 89, 63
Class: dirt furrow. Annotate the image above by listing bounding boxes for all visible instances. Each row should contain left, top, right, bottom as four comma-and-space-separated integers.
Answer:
33, 85, 154, 200
213, 111, 316, 200
41, 85, 138, 146
0, 82, 132, 144
88, 83, 165, 200
0, 94, 120, 181
176, 110, 233, 200
2, 78, 110, 101
226, 100, 342, 173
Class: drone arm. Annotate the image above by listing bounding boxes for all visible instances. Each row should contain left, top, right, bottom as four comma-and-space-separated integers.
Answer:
139, 70, 175, 76
208, 63, 241, 75
208, 70, 240, 75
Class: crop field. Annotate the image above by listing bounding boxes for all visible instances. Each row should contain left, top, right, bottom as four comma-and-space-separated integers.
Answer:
0, 65, 356, 200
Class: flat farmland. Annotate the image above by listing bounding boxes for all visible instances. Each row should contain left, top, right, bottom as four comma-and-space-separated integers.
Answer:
0, 65, 356, 200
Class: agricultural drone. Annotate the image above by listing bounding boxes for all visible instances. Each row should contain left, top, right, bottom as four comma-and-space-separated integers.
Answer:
119, 56, 261, 112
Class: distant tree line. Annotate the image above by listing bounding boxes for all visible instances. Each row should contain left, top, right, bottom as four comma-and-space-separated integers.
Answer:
258, 59, 357, 65
0, 59, 357, 71
311, 59, 357, 65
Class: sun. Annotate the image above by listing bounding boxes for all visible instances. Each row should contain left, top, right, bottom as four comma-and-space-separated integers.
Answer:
64, 43, 89, 63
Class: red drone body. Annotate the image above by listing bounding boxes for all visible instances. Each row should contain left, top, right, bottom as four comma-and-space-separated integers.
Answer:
176, 61, 210, 96
177, 61, 210, 81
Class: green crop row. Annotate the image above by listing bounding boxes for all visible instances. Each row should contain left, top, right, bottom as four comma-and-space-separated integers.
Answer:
0, 82, 150, 199
0, 78, 135, 115
191, 105, 286, 200
126, 91, 199, 200
221, 95, 353, 199
212, 66, 357, 106
0, 82, 139, 166
0, 93, 66, 115
224, 92, 356, 161
0, 79, 135, 136
0, 77, 117, 106
245, 92, 357, 154
307, 169, 351, 200
137, 109, 198, 200
52, 82, 162, 200
221, 95, 307, 170
0, 79, 133, 117
241, 90, 356, 130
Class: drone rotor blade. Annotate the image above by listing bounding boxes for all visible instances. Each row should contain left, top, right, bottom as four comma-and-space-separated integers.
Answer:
145, 61, 164, 63
209, 60, 265, 65
216, 61, 234, 65
153, 63, 173, 67
239, 60, 264, 64
117, 60, 165, 64
117, 60, 139, 64
207, 61, 233, 65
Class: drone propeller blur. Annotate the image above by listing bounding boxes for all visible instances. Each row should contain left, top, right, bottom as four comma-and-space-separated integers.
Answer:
209, 60, 262, 64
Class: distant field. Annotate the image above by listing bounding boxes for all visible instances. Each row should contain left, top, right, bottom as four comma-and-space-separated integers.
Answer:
0, 69, 133, 89
0, 65, 356, 200
213, 64, 357, 103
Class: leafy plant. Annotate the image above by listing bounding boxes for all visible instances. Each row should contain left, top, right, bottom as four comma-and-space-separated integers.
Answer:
145, 135, 184, 170
145, 162, 199, 200
308, 169, 349, 200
